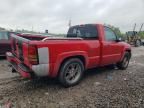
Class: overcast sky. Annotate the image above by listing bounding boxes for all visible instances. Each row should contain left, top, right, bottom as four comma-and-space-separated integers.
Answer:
0, 0, 144, 33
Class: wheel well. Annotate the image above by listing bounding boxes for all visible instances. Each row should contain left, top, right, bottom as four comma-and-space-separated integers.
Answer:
125, 50, 131, 58
61, 55, 85, 67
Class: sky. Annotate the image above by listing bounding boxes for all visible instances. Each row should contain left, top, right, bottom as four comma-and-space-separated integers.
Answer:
0, 0, 144, 33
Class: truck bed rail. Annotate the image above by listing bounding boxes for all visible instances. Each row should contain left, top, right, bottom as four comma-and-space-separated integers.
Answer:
42, 37, 83, 41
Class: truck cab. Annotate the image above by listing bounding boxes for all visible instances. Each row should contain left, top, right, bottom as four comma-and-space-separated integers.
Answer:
67, 24, 130, 66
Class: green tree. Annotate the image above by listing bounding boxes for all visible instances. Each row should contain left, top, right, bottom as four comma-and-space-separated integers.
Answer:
138, 31, 144, 39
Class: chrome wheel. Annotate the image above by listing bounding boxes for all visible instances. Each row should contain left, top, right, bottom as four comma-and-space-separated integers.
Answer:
65, 63, 81, 84
59, 58, 84, 87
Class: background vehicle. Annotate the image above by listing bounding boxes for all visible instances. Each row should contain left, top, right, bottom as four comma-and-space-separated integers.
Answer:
0, 31, 19, 56
126, 23, 143, 47
7, 24, 131, 87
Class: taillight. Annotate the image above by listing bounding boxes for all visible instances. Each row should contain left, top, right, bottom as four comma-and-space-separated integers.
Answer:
28, 45, 39, 65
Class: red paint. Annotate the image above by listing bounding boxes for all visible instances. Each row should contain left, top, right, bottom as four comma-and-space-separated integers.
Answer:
6, 24, 131, 78
18, 68, 31, 78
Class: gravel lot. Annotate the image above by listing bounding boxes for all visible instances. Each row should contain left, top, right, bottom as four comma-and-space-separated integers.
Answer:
0, 47, 144, 108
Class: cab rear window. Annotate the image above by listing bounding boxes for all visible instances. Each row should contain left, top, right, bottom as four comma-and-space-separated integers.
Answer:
67, 25, 98, 39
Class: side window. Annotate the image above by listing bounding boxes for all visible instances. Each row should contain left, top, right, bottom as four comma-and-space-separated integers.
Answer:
104, 27, 117, 41
0, 32, 9, 40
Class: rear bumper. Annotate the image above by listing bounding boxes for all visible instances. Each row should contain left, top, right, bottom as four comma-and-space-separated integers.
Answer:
6, 52, 32, 78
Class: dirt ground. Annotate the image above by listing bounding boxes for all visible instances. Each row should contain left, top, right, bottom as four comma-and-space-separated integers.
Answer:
0, 47, 144, 108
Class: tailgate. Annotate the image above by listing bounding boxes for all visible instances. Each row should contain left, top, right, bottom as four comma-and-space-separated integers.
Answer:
11, 34, 30, 64
10, 34, 49, 77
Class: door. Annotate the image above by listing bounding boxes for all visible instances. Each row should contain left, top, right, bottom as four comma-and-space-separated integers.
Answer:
0, 31, 11, 56
67, 24, 101, 68
101, 26, 123, 65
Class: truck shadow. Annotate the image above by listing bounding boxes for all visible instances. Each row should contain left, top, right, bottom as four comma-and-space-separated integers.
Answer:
84, 66, 116, 79
19, 66, 116, 92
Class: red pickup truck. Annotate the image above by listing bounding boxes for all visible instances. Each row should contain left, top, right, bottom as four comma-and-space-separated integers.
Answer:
7, 24, 131, 87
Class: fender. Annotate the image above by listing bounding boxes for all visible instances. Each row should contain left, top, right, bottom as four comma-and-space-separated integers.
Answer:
120, 46, 131, 61
50, 51, 89, 77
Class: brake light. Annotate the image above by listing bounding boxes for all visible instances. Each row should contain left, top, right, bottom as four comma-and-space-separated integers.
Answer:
28, 45, 39, 65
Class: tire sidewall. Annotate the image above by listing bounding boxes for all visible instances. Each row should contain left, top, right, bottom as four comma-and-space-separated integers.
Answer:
120, 52, 130, 69
117, 52, 131, 70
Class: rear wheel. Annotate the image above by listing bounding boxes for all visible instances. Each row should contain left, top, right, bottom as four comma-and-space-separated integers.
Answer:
117, 52, 131, 70
58, 58, 84, 87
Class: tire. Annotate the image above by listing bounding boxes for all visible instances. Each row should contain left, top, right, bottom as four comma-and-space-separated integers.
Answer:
117, 52, 131, 70
58, 58, 84, 87
135, 40, 141, 47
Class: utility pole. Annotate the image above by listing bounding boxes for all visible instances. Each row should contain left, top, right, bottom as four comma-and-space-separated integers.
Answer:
32, 26, 33, 32
133, 23, 136, 31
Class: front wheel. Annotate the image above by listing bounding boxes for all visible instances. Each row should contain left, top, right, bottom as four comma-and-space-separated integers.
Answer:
117, 52, 131, 70
58, 58, 84, 87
